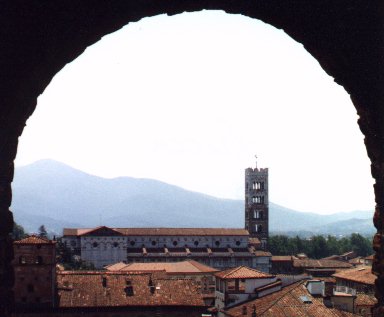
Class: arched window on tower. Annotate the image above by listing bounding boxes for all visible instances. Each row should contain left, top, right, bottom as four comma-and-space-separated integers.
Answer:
254, 224, 262, 233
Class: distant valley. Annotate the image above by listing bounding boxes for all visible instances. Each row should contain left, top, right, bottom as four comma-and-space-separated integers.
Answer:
11, 160, 374, 237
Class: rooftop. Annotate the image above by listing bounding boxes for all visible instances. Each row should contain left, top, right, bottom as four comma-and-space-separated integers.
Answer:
224, 281, 359, 317
57, 271, 206, 308
271, 256, 293, 262
215, 266, 274, 280
106, 260, 218, 274
293, 259, 352, 269
14, 235, 55, 245
64, 226, 249, 237
332, 266, 376, 286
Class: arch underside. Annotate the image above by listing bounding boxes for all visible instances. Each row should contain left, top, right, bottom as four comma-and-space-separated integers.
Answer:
0, 1, 383, 315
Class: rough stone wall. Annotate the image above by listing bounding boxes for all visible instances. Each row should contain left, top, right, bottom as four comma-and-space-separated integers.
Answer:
13, 244, 56, 309
0, 1, 383, 315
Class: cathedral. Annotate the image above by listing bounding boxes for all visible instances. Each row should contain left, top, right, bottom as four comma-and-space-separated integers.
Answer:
62, 161, 270, 271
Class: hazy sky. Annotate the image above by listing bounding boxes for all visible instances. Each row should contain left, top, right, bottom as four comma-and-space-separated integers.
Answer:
14, 11, 374, 214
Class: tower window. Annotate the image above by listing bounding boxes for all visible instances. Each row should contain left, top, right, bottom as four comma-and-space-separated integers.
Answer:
19, 256, 26, 264
35, 256, 43, 264
27, 284, 34, 293
254, 224, 262, 233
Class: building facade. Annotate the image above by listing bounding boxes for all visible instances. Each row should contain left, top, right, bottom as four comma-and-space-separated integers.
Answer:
62, 227, 271, 272
244, 165, 269, 249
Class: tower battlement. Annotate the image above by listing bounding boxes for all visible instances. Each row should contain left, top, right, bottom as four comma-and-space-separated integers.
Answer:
245, 167, 268, 174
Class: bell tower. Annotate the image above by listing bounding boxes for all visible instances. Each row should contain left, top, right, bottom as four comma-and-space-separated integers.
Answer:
245, 157, 269, 249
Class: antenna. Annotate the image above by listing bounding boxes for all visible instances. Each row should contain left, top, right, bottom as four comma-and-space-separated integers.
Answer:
255, 154, 258, 168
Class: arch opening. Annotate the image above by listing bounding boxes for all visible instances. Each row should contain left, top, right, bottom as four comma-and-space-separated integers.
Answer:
0, 2, 382, 315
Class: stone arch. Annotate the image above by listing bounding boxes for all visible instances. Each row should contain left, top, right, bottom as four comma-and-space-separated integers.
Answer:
0, 1, 383, 315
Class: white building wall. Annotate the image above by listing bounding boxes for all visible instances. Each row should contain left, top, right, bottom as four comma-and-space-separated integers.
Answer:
81, 236, 127, 268
126, 235, 248, 249
245, 277, 277, 293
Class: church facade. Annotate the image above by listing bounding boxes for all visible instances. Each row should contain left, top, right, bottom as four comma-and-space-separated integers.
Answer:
62, 227, 271, 271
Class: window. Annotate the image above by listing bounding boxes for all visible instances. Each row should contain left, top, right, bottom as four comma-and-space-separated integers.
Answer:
255, 224, 262, 233
113, 242, 119, 248
35, 256, 43, 264
194, 241, 199, 246
151, 241, 156, 246
27, 284, 34, 293
92, 242, 98, 248
173, 241, 178, 246
19, 256, 26, 264
125, 285, 134, 296
236, 241, 241, 246
215, 241, 220, 246
130, 241, 135, 246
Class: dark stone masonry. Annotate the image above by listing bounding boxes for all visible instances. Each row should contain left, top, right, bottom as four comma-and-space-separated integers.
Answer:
0, 1, 383, 315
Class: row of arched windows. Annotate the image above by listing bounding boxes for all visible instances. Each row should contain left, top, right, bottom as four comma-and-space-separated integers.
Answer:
252, 196, 264, 204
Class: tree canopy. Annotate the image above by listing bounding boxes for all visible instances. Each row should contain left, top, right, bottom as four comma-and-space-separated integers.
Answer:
269, 233, 372, 258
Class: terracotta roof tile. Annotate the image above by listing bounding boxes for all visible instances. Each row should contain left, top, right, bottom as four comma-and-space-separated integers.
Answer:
365, 254, 374, 260
332, 266, 376, 286
57, 271, 206, 308
355, 293, 377, 306
14, 235, 55, 244
224, 281, 359, 317
271, 256, 293, 262
64, 227, 249, 236
254, 251, 272, 256
215, 266, 274, 279
107, 260, 218, 274
293, 259, 352, 269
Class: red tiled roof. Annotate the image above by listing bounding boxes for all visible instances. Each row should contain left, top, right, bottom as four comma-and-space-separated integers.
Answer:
248, 237, 260, 245
333, 266, 376, 286
271, 256, 293, 262
224, 281, 359, 317
57, 271, 206, 308
64, 227, 249, 236
254, 251, 272, 257
355, 293, 377, 306
215, 266, 274, 279
14, 235, 55, 244
365, 254, 374, 260
107, 260, 218, 274
293, 259, 352, 269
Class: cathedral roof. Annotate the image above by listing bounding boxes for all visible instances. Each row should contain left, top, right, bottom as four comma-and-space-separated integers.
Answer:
64, 227, 249, 236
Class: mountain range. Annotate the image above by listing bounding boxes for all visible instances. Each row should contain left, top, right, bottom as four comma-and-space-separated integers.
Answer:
11, 160, 375, 237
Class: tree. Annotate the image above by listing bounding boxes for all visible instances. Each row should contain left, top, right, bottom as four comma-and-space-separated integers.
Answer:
350, 233, 372, 256
12, 222, 27, 240
308, 235, 328, 259
326, 235, 340, 255
38, 225, 48, 238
